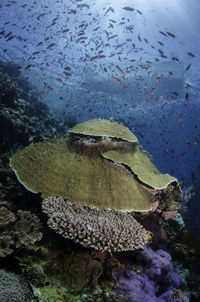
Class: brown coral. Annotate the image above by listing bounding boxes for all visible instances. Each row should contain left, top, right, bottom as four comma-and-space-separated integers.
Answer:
0, 205, 16, 227
42, 196, 150, 252
0, 234, 14, 257
13, 210, 43, 247
0, 204, 42, 257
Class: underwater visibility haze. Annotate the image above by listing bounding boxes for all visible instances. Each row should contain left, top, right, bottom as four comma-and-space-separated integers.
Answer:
0, 0, 200, 301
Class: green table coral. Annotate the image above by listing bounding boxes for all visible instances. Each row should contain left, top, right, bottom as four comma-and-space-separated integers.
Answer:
10, 137, 151, 212
102, 145, 177, 189
69, 118, 138, 143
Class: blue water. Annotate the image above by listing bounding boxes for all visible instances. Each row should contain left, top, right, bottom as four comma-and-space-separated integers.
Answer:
0, 0, 200, 232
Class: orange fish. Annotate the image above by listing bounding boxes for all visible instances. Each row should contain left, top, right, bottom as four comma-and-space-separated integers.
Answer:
90, 55, 100, 61
24, 64, 33, 70
29, 89, 35, 94
155, 96, 164, 101
38, 91, 45, 95
112, 76, 121, 83
151, 87, 157, 93
193, 137, 199, 144
56, 77, 63, 83
66, 103, 74, 108
64, 71, 72, 77
64, 66, 71, 71
116, 65, 125, 77
184, 139, 191, 146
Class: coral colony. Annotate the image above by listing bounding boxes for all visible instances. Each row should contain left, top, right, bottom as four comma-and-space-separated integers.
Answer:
10, 119, 180, 251
6, 119, 190, 301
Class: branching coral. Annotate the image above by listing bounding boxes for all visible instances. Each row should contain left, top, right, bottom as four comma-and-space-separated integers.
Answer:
42, 196, 150, 252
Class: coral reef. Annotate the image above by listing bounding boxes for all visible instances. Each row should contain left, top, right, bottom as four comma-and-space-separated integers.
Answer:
12, 209, 43, 248
32, 287, 125, 302
10, 119, 180, 213
1, 68, 196, 300
0, 203, 42, 257
42, 197, 150, 251
0, 68, 70, 205
138, 213, 168, 250
137, 184, 183, 226
10, 118, 183, 252
114, 245, 190, 302
15, 241, 191, 302
81, 289, 125, 302
9, 119, 182, 212
0, 269, 33, 302
0, 69, 67, 154
0, 72, 18, 108
168, 230, 200, 301
16, 244, 123, 302
180, 185, 195, 215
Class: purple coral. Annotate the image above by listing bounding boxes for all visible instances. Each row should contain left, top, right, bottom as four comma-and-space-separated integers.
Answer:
114, 246, 190, 302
